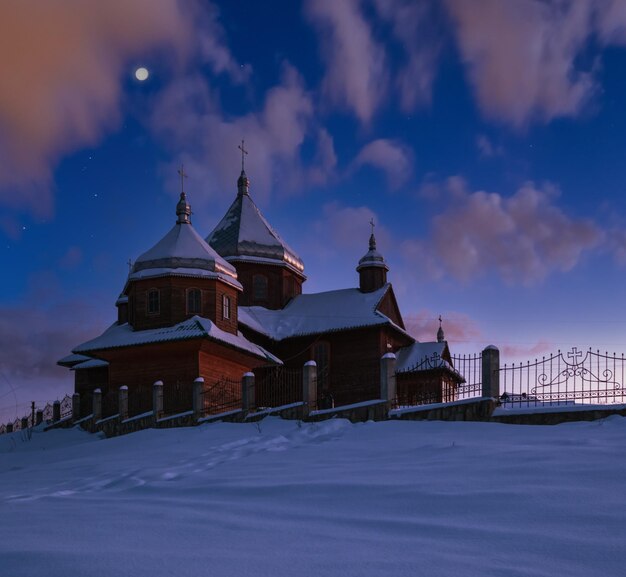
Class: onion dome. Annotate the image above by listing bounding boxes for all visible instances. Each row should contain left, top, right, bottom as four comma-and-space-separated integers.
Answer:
206, 174, 305, 276
356, 231, 389, 273
129, 192, 241, 289
437, 316, 445, 343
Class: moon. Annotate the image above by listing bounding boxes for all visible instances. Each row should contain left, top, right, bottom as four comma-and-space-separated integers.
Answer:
135, 67, 149, 82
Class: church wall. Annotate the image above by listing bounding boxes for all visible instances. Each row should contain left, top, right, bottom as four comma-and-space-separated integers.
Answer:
128, 277, 239, 334
198, 340, 271, 384
232, 261, 303, 309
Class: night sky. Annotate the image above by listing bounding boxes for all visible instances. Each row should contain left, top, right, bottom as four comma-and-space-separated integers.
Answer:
3, 0, 626, 420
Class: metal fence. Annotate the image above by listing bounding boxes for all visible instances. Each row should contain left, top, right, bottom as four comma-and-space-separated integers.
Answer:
163, 382, 193, 415
451, 353, 482, 400
128, 387, 153, 418
255, 366, 302, 409
202, 377, 241, 415
499, 347, 626, 408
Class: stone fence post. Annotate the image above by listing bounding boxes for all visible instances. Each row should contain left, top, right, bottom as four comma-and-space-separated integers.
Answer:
52, 400, 61, 422
119, 386, 129, 421
92, 389, 102, 421
482, 345, 500, 399
242, 372, 255, 412
193, 377, 204, 419
153, 381, 164, 420
380, 353, 397, 403
302, 361, 317, 415
35, 410, 43, 426
72, 393, 80, 421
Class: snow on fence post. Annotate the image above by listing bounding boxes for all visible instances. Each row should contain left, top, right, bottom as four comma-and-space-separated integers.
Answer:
36, 410, 43, 426
481, 345, 500, 399
92, 389, 102, 421
302, 361, 317, 415
380, 353, 397, 403
152, 381, 164, 420
72, 393, 80, 421
118, 386, 129, 421
242, 372, 255, 412
192, 378, 204, 419
52, 400, 61, 422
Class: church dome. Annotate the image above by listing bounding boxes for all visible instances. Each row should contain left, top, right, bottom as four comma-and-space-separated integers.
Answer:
129, 192, 241, 289
206, 171, 305, 276
356, 232, 389, 272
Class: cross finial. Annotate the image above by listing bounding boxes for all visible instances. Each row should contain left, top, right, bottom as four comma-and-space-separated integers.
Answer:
177, 164, 188, 193
439, 315, 442, 327
369, 218, 375, 235
127, 259, 132, 274
238, 139, 248, 172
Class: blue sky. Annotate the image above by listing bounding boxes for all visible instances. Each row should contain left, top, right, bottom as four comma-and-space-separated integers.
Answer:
4, 0, 626, 417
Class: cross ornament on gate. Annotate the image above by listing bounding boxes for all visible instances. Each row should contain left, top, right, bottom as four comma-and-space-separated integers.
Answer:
567, 347, 583, 364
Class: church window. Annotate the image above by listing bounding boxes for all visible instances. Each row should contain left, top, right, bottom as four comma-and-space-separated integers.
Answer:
187, 288, 201, 315
147, 289, 160, 315
222, 295, 231, 320
312, 341, 330, 390
253, 274, 268, 301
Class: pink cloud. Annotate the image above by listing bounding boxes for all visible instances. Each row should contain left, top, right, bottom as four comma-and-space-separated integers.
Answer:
351, 139, 413, 189
305, 0, 387, 123
0, 0, 195, 221
444, 0, 596, 127
402, 179, 603, 284
500, 341, 554, 360
404, 309, 482, 344
59, 247, 83, 270
151, 63, 336, 213
476, 134, 504, 158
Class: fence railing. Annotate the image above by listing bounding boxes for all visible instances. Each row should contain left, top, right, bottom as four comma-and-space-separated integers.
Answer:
499, 348, 626, 408
255, 367, 302, 409
202, 377, 241, 415
163, 382, 193, 416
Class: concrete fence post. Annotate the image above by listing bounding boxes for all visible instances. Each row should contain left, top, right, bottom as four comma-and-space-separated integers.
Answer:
242, 372, 255, 412
35, 410, 43, 426
72, 393, 80, 421
192, 377, 205, 419
92, 389, 102, 421
152, 381, 164, 420
482, 345, 500, 399
302, 361, 317, 415
119, 386, 129, 421
380, 353, 397, 403
52, 400, 61, 422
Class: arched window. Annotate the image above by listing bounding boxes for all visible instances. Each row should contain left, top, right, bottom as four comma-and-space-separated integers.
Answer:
253, 274, 268, 301
147, 289, 160, 315
187, 288, 201, 315
312, 341, 330, 391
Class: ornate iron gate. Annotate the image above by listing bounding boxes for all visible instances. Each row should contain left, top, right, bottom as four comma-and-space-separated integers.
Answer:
500, 347, 626, 408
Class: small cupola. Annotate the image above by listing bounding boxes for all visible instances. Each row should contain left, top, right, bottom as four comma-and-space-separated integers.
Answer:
176, 192, 192, 224
357, 220, 389, 293
437, 316, 445, 343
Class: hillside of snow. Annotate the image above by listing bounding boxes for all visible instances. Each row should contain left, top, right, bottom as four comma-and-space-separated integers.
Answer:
1, 417, 626, 577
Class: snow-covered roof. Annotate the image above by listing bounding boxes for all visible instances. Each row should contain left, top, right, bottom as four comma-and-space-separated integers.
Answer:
57, 353, 92, 367
356, 233, 388, 272
395, 341, 459, 375
73, 316, 281, 364
130, 210, 241, 290
239, 284, 407, 340
71, 359, 109, 371
206, 186, 305, 275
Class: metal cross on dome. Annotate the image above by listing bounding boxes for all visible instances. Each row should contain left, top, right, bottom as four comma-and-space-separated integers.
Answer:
369, 218, 375, 234
177, 164, 188, 193
238, 139, 248, 172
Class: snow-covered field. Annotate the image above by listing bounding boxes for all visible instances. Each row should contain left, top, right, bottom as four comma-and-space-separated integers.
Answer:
1, 417, 626, 577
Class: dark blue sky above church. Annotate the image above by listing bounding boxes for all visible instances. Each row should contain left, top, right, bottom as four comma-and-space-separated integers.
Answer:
4, 0, 626, 414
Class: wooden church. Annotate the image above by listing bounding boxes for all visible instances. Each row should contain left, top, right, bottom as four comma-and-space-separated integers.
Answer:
58, 156, 464, 415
